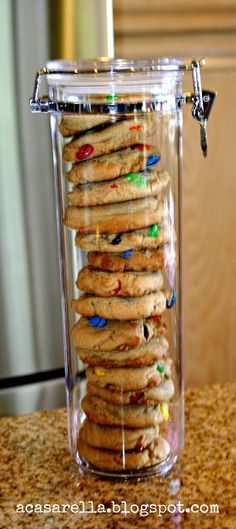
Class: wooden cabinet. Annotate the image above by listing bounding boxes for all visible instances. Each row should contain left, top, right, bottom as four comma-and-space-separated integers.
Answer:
114, 0, 236, 387
183, 63, 236, 387
114, 0, 236, 57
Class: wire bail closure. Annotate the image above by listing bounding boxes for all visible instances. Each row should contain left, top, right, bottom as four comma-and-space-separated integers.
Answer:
183, 59, 216, 157
29, 58, 216, 157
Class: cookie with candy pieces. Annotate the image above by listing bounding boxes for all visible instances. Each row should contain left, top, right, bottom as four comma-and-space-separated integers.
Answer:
87, 378, 174, 406
64, 197, 165, 233
71, 316, 166, 352
71, 291, 168, 320
63, 116, 156, 162
67, 144, 160, 184
78, 426, 170, 471
87, 248, 166, 272
68, 168, 169, 207
81, 394, 163, 428
77, 336, 169, 368
85, 360, 172, 392
76, 267, 164, 297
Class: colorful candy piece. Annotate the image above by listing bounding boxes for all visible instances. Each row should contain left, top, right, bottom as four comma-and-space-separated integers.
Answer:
88, 316, 107, 328
143, 324, 149, 340
84, 128, 95, 135
125, 172, 147, 187
145, 154, 160, 167
152, 314, 162, 322
135, 176, 147, 187
149, 224, 159, 238
95, 367, 106, 377
125, 172, 139, 181
130, 391, 144, 404
166, 290, 176, 309
130, 124, 142, 131
110, 280, 121, 296
156, 363, 164, 374
122, 249, 133, 259
110, 183, 118, 189
97, 318, 107, 328
133, 144, 152, 151
111, 233, 123, 245
106, 94, 119, 103
76, 144, 94, 160
160, 402, 169, 421
88, 316, 101, 327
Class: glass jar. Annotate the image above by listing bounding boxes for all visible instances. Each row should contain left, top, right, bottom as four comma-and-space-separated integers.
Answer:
30, 58, 214, 478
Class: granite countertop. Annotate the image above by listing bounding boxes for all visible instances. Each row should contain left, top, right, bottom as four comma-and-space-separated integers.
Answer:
0, 382, 235, 529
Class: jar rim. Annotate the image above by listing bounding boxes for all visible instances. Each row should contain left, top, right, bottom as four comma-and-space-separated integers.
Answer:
46, 57, 184, 74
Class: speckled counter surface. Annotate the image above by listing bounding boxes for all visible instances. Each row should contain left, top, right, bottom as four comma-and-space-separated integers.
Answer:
0, 382, 235, 529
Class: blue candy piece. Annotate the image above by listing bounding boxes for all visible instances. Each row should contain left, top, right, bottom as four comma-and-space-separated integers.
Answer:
145, 154, 160, 167
88, 316, 101, 327
97, 318, 107, 328
122, 249, 133, 259
166, 290, 177, 309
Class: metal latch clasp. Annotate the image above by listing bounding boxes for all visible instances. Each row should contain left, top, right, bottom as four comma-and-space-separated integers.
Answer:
179, 59, 217, 157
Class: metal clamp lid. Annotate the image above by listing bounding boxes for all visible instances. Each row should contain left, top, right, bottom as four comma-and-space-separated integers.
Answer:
178, 59, 216, 157
29, 58, 216, 157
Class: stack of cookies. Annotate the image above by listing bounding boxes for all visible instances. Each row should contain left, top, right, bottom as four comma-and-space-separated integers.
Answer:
60, 105, 176, 472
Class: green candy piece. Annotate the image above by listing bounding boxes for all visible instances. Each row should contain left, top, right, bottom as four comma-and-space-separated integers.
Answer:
85, 129, 95, 135
156, 363, 164, 374
125, 172, 139, 181
106, 94, 119, 103
134, 176, 147, 187
149, 224, 159, 238
125, 172, 147, 187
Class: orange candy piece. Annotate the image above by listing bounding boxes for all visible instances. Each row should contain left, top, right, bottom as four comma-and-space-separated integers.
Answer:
130, 124, 142, 131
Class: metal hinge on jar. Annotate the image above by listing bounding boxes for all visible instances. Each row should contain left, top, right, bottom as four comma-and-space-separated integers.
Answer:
177, 59, 217, 157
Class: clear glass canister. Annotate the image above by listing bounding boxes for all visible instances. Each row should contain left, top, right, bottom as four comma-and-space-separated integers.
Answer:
31, 59, 185, 478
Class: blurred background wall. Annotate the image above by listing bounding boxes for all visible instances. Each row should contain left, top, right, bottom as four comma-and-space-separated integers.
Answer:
0, 0, 235, 416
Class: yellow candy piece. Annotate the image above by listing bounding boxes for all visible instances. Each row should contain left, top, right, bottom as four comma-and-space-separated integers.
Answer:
160, 402, 169, 421
95, 367, 106, 377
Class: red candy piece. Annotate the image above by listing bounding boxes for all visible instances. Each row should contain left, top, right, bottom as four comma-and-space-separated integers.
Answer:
110, 183, 118, 189
130, 391, 144, 404
110, 280, 121, 296
152, 315, 162, 322
76, 143, 94, 160
130, 124, 142, 131
134, 144, 152, 151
